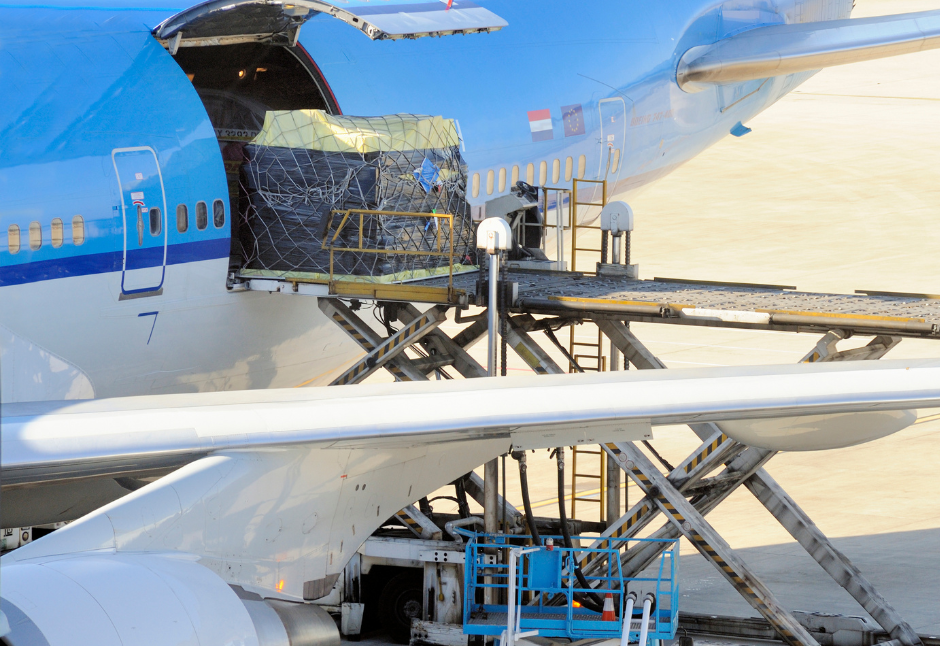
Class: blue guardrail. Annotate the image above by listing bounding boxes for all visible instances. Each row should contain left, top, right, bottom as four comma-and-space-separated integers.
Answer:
461, 531, 679, 643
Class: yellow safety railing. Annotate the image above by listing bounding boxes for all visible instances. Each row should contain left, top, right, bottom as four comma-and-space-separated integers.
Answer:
322, 208, 459, 304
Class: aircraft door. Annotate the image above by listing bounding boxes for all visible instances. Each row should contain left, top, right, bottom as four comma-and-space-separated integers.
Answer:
112, 147, 168, 296
598, 97, 627, 189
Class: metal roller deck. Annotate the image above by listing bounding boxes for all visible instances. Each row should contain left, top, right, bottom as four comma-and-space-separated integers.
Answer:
423, 270, 940, 338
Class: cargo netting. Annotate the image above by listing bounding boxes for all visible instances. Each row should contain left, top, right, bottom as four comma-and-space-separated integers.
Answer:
234, 110, 476, 280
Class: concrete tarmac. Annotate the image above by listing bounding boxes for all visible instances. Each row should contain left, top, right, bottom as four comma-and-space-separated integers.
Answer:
405, 0, 940, 636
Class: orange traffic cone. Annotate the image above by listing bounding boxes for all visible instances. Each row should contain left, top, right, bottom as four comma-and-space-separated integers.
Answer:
601, 592, 616, 621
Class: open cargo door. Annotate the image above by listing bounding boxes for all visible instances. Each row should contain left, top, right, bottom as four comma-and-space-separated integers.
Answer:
154, 0, 508, 49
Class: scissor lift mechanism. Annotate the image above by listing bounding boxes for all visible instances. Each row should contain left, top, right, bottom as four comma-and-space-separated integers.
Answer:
239, 264, 940, 646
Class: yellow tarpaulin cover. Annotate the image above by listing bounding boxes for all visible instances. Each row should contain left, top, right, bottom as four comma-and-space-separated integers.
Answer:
251, 110, 460, 153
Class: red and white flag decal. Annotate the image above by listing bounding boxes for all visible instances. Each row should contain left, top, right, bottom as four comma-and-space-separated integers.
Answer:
527, 109, 553, 142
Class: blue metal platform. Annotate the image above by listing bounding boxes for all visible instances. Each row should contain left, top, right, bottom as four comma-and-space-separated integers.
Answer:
461, 532, 680, 643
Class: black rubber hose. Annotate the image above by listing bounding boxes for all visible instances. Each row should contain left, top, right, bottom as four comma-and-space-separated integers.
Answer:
513, 451, 541, 547
454, 475, 471, 519
555, 447, 605, 612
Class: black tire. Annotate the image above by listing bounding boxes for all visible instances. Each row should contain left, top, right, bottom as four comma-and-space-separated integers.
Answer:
378, 571, 424, 644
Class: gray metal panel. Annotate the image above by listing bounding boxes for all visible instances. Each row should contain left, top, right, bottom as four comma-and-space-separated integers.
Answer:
154, 0, 506, 44
678, 9, 940, 91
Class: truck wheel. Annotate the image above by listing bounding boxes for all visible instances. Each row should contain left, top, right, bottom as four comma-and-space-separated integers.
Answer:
379, 572, 423, 644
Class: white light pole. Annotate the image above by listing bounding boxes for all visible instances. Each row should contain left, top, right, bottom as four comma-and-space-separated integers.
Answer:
475, 216, 513, 378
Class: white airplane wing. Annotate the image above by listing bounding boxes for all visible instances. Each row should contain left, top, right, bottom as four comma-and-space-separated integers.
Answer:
678, 9, 940, 91
6, 358, 940, 489
3, 360, 939, 645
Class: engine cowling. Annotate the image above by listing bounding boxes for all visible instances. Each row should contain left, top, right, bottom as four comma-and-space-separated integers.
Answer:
0, 552, 340, 646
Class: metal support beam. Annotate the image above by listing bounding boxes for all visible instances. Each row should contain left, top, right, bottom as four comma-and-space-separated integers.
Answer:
577, 430, 742, 575
505, 315, 566, 375
595, 318, 665, 370
409, 354, 455, 374
745, 469, 921, 646
605, 454, 620, 527
452, 317, 488, 351
395, 504, 443, 540
595, 324, 919, 646
483, 460, 498, 534
461, 472, 524, 531
616, 442, 776, 576
330, 305, 448, 386
318, 298, 428, 382
401, 304, 488, 379
612, 441, 820, 646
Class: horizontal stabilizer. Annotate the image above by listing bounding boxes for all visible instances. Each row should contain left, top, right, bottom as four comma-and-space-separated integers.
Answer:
678, 9, 940, 91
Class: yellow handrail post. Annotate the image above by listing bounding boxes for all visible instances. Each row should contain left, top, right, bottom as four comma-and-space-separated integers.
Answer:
321, 208, 463, 305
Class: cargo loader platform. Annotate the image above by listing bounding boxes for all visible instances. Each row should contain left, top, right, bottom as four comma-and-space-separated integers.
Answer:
232, 180, 940, 646
434, 270, 940, 339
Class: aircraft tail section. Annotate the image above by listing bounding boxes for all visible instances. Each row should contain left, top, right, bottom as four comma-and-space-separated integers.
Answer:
678, 9, 940, 92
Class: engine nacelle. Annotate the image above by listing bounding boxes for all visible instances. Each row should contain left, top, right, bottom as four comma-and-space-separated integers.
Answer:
0, 552, 340, 646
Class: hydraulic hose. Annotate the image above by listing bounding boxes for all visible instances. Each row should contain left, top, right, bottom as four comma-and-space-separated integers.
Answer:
638, 592, 655, 646
554, 447, 605, 612
620, 591, 637, 646
512, 451, 541, 547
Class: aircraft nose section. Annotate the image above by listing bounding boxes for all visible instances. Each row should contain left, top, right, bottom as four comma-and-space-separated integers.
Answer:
718, 409, 918, 451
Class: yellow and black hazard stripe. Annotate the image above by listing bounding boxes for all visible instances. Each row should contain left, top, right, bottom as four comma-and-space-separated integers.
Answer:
371, 314, 431, 365
396, 509, 422, 535
606, 442, 808, 646
330, 312, 416, 383
333, 361, 373, 386
656, 496, 807, 646
684, 434, 729, 473
579, 502, 652, 569
332, 312, 374, 351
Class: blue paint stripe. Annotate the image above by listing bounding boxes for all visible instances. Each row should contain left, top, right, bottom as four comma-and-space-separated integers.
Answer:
0, 237, 229, 287
126, 245, 165, 270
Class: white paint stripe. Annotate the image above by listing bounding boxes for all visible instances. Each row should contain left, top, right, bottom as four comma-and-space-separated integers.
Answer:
529, 118, 552, 132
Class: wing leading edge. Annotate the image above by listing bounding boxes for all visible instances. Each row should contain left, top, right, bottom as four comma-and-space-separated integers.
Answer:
5, 359, 940, 488
677, 9, 940, 92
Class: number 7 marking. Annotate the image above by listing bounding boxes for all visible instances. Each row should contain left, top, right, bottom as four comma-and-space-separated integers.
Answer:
138, 311, 158, 345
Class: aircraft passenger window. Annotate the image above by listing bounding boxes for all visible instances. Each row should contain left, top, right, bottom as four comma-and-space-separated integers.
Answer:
72, 216, 84, 245
552, 159, 560, 184
565, 157, 573, 182
612, 148, 621, 173
486, 170, 494, 196
51, 218, 64, 248
526, 163, 535, 185
511, 165, 519, 187
7, 224, 20, 254
149, 208, 162, 236
177, 204, 189, 233
471, 173, 480, 198
538, 161, 547, 186
213, 199, 225, 228
196, 201, 208, 230
29, 222, 41, 250
498, 168, 506, 193
577, 154, 586, 178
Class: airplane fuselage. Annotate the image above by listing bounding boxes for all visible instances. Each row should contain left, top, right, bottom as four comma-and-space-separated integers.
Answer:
0, 0, 853, 402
